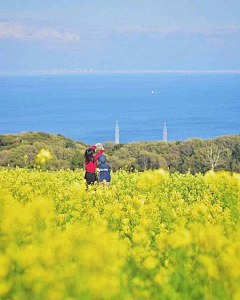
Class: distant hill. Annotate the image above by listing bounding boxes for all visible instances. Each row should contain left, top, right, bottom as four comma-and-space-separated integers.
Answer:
0, 132, 240, 173
0, 132, 87, 170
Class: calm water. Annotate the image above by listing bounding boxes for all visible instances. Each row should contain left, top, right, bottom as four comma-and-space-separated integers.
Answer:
0, 74, 239, 144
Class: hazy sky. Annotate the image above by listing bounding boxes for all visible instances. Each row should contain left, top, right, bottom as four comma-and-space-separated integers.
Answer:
1, 0, 240, 73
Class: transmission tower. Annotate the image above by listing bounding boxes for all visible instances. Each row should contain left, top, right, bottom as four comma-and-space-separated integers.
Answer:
163, 122, 167, 142
115, 121, 119, 144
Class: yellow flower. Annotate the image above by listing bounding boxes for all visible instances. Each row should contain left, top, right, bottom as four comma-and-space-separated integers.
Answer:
143, 256, 158, 270
0, 255, 10, 278
36, 149, 52, 164
0, 281, 12, 297
200, 255, 219, 279
0, 167, 240, 299
167, 228, 191, 249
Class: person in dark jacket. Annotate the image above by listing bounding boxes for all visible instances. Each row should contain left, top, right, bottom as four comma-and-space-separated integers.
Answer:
97, 155, 111, 187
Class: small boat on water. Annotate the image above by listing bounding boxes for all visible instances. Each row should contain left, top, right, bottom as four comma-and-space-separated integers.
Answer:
151, 90, 160, 94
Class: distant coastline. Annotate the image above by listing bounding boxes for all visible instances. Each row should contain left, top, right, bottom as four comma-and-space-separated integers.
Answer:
1, 69, 240, 76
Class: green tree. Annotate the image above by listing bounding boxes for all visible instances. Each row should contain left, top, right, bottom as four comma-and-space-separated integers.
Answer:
71, 151, 84, 170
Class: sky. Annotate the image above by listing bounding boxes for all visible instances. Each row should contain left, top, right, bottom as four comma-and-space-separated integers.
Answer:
0, 0, 240, 74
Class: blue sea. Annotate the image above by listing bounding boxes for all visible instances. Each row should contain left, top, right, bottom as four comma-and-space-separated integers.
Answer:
0, 74, 239, 144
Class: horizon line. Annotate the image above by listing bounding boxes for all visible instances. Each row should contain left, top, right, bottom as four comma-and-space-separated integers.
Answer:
1, 69, 240, 76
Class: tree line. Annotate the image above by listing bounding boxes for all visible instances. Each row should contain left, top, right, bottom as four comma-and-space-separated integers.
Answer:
0, 132, 239, 173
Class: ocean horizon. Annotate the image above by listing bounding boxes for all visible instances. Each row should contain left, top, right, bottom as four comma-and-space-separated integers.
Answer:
1, 73, 239, 144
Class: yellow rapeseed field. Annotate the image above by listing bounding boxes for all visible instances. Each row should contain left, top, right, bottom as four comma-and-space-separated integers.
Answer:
0, 167, 240, 299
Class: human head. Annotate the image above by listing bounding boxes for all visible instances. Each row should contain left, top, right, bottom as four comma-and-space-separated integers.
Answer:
98, 155, 107, 163
85, 148, 95, 162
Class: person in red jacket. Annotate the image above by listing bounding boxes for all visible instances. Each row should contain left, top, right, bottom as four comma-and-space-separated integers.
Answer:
84, 143, 104, 186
